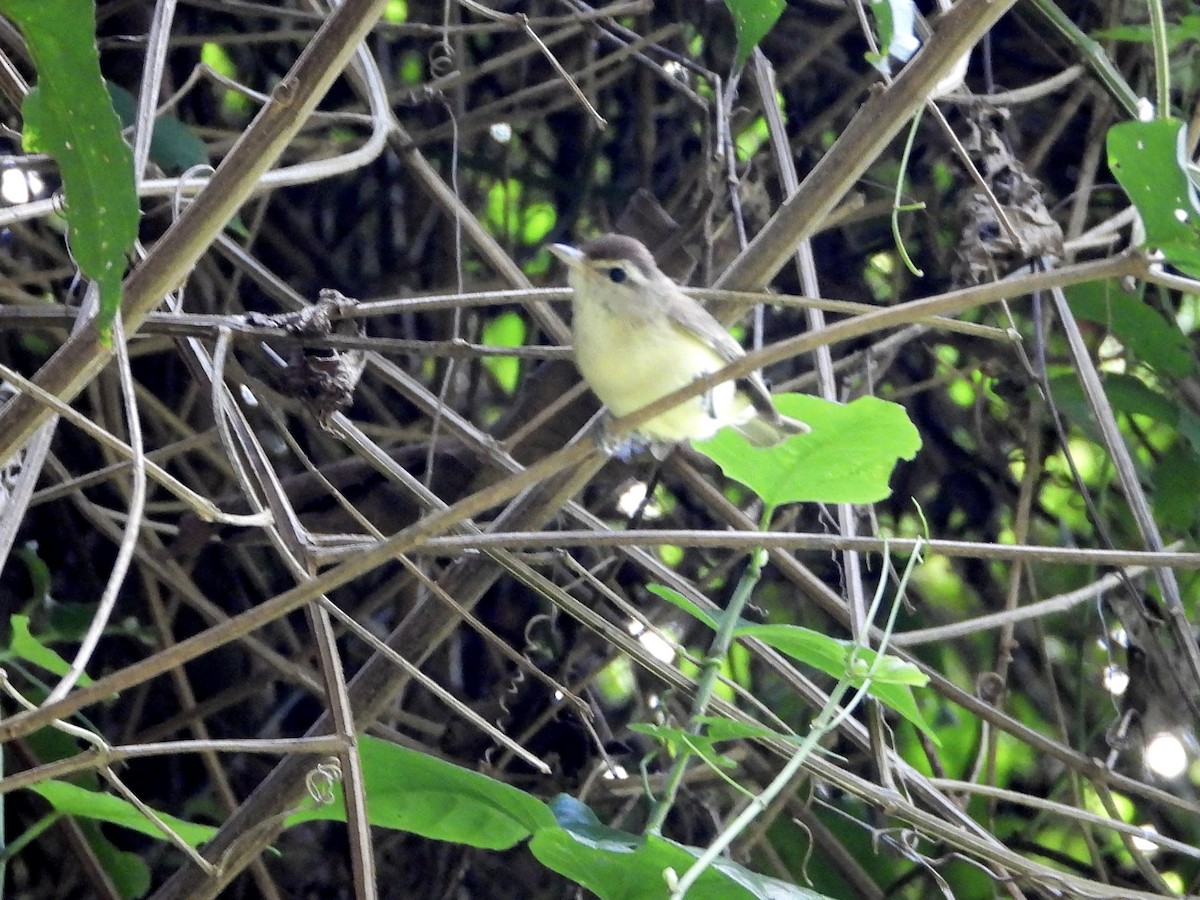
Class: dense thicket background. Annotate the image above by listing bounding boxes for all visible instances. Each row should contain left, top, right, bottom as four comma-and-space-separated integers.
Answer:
1, 0, 1199, 897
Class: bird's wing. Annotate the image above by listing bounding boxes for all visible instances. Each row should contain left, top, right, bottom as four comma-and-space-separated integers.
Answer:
667, 297, 781, 419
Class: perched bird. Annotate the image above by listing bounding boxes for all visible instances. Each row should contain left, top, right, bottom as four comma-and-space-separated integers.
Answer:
549, 234, 808, 452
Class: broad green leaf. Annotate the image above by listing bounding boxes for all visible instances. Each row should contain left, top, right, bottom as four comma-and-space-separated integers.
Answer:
2, 0, 139, 342
481, 311, 526, 394
537, 795, 831, 899
1066, 280, 1195, 377
1107, 119, 1200, 278
286, 735, 555, 847
723, 0, 786, 67
736, 623, 936, 740
28, 780, 217, 846
7, 614, 92, 684
696, 395, 921, 505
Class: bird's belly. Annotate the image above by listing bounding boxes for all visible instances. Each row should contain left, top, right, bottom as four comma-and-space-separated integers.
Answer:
573, 306, 751, 442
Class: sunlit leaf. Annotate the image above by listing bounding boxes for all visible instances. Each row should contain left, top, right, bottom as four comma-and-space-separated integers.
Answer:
28, 781, 217, 846
723, 0, 786, 66
481, 311, 526, 394
696, 395, 921, 505
1108, 118, 1200, 277
3, 0, 139, 342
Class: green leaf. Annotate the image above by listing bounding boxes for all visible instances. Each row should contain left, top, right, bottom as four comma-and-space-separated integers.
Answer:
1152, 443, 1200, 531
107, 82, 209, 176
80, 820, 152, 900
14, 542, 51, 603
1054, 372, 1179, 426
629, 723, 739, 770
735, 623, 937, 740
865, 0, 920, 71
1094, 15, 1200, 48
7, 614, 92, 684
723, 0, 786, 67
646, 584, 721, 631
481, 311, 526, 394
536, 796, 831, 899
28, 780, 218, 846
521, 201, 557, 245
285, 735, 555, 847
1066, 280, 1196, 377
695, 395, 921, 505
2, 0, 139, 342
1107, 119, 1200, 278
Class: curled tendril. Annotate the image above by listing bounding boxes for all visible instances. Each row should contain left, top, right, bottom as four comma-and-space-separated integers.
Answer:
429, 41, 455, 78
305, 756, 343, 806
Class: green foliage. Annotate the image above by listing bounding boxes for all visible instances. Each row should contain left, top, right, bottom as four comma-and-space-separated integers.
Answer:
734, 116, 769, 162
535, 796, 830, 899
696, 395, 922, 505
107, 83, 209, 176
737, 623, 935, 740
287, 736, 555, 845
1067, 281, 1195, 377
721, 0, 785, 66
630, 722, 742, 772
1107, 118, 1200, 277
28, 780, 218, 846
200, 42, 252, 115
485, 178, 557, 245
383, 0, 408, 23
480, 311, 526, 394
1, 0, 139, 342
1095, 15, 1200, 48
864, 0, 920, 70
6, 614, 93, 685
646, 584, 934, 739
82, 820, 151, 899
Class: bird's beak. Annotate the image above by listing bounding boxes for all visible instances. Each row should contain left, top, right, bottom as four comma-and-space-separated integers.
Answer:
549, 243, 584, 267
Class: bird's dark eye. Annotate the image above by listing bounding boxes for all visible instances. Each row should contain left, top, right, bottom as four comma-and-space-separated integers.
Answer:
607, 266, 627, 284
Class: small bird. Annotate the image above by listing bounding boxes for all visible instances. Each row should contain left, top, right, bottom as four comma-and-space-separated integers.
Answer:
549, 234, 808, 452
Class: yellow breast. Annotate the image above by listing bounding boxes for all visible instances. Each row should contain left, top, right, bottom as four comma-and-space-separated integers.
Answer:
571, 293, 752, 442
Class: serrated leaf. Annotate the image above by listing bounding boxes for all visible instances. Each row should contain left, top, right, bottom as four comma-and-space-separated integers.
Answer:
696, 395, 921, 505
3, 0, 139, 341
1107, 119, 1200, 278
